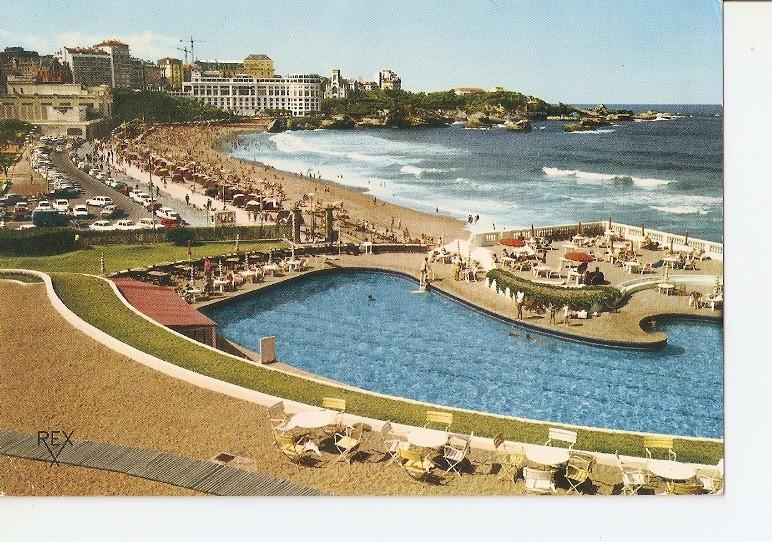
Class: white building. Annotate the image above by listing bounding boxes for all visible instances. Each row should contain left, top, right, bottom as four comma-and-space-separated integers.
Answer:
181, 71, 322, 116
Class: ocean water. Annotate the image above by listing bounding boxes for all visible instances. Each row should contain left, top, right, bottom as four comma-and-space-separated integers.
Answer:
205, 270, 723, 438
228, 104, 723, 242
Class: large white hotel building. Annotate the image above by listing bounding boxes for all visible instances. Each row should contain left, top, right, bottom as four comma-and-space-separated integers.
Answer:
181, 71, 322, 116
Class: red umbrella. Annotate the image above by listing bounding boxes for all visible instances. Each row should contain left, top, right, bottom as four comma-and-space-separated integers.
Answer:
564, 251, 594, 262
500, 237, 526, 247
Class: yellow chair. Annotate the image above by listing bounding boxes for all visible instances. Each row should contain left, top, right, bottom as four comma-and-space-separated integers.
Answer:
565, 452, 595, 494
424, 410, 453, 431
669, 482, 704, 495
273, 432, 320, 464
333, 424, 365, 464
397, 447, 435, 482
644, 435, 676, 461
322, 397, 347, 412
496, 446, 525, 483
267, 400, 289, 432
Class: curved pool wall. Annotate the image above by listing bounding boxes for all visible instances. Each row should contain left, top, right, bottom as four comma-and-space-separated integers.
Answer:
203, 269, 724, 438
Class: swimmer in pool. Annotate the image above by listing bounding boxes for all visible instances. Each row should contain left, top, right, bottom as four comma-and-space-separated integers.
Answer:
368, 295, 376, 301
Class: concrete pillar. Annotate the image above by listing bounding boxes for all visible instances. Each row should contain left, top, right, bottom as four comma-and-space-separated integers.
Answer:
325, 206, 335, 242
292, 208, 302, 243
259, 336, 276, 364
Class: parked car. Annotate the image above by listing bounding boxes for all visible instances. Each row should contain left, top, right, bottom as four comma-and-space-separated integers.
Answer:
86, 196, 113, 207
1, 193, 25, 206
13, 203, 30, 221
89, 220, 114, 231
32, 208, 69, 227
160, 216, 181, 228
35, 200, 53, 211
146, 201, 162, 212
155, 207, 181, 222
72, 204, 89, 218
129, 190, 149, 203
115, 219, 141, 230
100, 205, 122, 218
16, 224, 36, 230
138, 218, 158, 229
53, 199, 70, 213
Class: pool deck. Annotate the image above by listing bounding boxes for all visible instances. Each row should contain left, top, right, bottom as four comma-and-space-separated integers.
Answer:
195, 249, 722, 348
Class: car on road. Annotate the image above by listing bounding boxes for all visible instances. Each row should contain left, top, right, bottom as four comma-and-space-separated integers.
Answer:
16, 224, 36, 230
13, 202, 30, 221
160, 216, 182, 228
53, 199, 70, 213
86, 196, 113, 207
115, 219, 141, 230
35, 200, 53, 211
72, 204, 89, 218
89, 220, 114, 231
155, 207, 181, 222
1, 193, 25, 206
146, 201, 162, 212
100, 205, 122, 218
129, 190, 148, 202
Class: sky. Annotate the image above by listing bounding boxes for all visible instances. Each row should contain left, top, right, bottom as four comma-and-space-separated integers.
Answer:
1, 0, 722, 104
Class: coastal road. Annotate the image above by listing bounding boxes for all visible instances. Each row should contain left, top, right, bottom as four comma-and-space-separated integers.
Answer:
53, 152, 208, 227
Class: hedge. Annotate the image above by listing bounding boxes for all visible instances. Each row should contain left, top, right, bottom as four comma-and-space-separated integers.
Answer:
0, 228, 81, 256
78, 225, 292, 246
487, 268, 622, 310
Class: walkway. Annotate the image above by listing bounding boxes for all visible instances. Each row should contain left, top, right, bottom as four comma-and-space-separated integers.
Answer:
0, 428, 325, 496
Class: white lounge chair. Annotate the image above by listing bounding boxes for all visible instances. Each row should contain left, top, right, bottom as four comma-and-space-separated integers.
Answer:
523, 466, 557, 495
545, 427, 577, 449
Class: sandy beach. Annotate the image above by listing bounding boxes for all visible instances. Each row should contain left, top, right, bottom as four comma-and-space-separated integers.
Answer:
106, 124, 469, 244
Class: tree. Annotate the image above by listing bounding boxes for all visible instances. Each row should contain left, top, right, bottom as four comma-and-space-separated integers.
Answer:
0, 119, 31, 178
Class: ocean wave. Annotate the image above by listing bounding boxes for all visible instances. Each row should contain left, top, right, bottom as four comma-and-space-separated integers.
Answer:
400, 165, 452, 176
568, 129, 616, 134
269, 133, 403, 165
651, 206, 709, 215
542, 167, 674, 188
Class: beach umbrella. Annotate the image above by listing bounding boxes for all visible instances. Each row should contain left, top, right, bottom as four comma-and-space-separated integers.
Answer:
218, 259, 223, 279
564, 251, 594, 263
190, 264, 195, 286
235, 232, 240, 252
500, 237, 526, 247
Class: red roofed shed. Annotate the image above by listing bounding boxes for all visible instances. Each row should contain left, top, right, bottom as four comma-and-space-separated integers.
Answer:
113, 278, 217, 346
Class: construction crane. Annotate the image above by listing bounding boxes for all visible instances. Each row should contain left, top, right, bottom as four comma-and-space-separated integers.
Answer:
180, 37, 207, 64
176, 45, 189, 63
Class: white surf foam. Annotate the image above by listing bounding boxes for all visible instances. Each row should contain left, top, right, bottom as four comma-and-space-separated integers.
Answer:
568, 129, 616, 134
400, 165, 451, 176
542, 167, 674, 188
269, 133, 402, 165
651, 206, 709, 215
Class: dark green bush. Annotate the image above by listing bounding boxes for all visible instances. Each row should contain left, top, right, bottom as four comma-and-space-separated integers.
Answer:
487, 268, 622, 310
165, 227, 194, 246
0, 228, 80, 256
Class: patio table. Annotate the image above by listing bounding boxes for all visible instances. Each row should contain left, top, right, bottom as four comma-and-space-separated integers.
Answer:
263, 263, 278, 276
286, 258, 302, 272
525, 446, 570, 467
407, 428, 448, 449
213, 279, 228, 293
647, 460, 696, 481
286, 410, 339, 431
623, 261, 642, 274
657, 283, 675, 295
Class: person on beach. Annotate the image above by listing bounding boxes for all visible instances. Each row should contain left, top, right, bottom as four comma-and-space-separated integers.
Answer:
563, 305, 570, 324
515, 290, 525, 320
548, 303, 557, 324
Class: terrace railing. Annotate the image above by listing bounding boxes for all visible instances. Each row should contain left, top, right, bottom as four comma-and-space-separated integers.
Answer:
469, 220, 723, 262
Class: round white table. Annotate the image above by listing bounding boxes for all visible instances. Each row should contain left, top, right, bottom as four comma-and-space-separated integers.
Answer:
657, 283, 675, 295
647, 460, 696, 481
525, 446, 570, 467
287, 410, 338, 430
263, 263, 278, 276
407, 429, 448, 449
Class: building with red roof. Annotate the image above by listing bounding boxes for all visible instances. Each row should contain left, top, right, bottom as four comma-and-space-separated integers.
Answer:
113, 278, 217, 346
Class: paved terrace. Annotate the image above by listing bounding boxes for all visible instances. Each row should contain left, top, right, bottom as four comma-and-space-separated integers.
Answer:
194, 247, 723, 347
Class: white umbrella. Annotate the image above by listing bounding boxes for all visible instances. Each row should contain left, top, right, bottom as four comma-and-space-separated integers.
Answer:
218, 259, 223, 279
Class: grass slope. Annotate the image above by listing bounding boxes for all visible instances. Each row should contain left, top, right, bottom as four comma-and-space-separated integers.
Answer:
0, 240, 286, 274
50, 272, 722, 465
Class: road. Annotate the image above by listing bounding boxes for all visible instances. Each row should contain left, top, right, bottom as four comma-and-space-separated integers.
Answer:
53, 152, 208, 227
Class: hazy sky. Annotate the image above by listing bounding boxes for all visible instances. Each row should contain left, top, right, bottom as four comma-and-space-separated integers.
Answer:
1, 0, 722, 103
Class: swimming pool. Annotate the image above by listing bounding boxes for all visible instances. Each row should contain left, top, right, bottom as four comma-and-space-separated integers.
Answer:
204, 270, 723, 438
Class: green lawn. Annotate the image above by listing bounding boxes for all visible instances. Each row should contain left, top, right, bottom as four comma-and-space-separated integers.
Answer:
0, 271, 42, 283
0, 240, 287, 274
49, 272, 723, 465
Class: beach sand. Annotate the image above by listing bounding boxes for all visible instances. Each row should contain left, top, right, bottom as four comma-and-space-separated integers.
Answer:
109, 124, 469, 243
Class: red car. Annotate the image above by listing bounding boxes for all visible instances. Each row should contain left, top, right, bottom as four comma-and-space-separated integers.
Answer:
145, 201, 162, 212
160, 216, 181, 228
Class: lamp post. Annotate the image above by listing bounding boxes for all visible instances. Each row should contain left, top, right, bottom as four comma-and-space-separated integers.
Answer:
148, 156, 156, 230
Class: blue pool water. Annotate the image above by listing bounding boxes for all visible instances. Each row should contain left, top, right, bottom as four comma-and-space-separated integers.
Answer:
205, 270, 723, 438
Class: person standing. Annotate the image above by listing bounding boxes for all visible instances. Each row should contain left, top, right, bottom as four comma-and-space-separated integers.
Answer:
516, 290, 525, 320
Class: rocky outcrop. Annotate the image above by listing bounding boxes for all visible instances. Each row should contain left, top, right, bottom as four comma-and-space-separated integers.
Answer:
564, 117, 611, 132
504, 119, 532, 132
